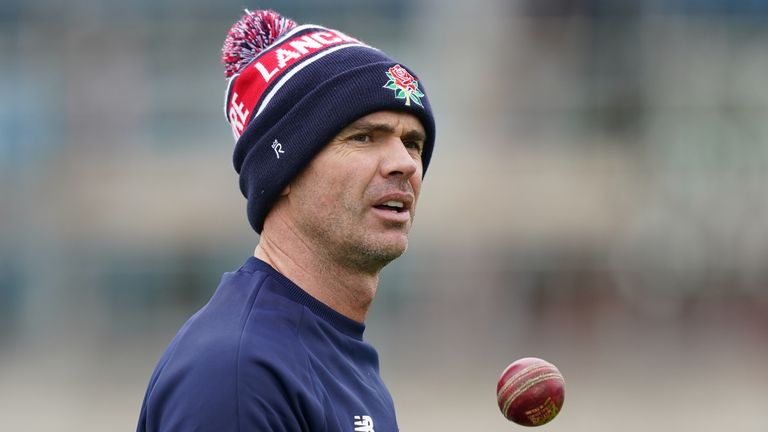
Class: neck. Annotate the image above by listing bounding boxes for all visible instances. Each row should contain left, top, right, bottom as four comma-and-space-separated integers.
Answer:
255, 217, 380, 323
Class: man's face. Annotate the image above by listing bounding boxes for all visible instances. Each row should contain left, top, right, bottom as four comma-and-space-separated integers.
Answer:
286, 110, 426, 273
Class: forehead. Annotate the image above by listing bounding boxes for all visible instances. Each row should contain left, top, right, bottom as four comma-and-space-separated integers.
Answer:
343, 110, 425, 134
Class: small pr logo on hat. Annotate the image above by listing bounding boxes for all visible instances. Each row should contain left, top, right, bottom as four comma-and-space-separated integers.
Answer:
383, 65, 425, 107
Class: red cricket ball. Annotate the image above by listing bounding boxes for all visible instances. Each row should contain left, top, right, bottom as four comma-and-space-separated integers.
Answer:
496, 357, 565, 426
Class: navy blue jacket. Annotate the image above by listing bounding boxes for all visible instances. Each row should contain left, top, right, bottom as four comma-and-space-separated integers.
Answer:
137, 257, 398, 431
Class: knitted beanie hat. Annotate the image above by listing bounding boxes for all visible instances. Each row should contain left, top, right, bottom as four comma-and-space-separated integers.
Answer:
222, 9, 436, 234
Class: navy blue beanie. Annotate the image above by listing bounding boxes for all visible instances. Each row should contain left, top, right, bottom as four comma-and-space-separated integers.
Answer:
222, 10, 436, 234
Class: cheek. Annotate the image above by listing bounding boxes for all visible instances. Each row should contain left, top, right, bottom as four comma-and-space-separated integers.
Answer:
298, 165, 361, 213
412, 165, 424, 190
410, 174, 423, 203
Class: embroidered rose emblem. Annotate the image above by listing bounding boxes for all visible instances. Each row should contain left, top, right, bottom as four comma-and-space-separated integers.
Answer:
389, 65, 415, 90
383, 64, 425, 107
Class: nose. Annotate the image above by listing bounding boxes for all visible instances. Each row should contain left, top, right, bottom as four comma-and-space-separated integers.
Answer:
380, 138, 420, 181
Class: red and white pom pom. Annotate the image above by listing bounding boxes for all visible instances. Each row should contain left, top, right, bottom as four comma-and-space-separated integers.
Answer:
221, 9, 298, 78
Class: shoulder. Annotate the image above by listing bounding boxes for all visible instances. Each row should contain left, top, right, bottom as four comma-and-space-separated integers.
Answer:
161, 269, 313, 388
237, 273, 320, 396
140, 268, 326, 431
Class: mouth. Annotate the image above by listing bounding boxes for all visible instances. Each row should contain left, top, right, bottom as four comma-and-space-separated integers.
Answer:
373, 200, 408, 214
371, 194, 413, 223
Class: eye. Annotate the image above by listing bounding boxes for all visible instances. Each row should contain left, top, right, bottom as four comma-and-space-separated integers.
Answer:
403, 140, 423, 154
349, 133, 371, 143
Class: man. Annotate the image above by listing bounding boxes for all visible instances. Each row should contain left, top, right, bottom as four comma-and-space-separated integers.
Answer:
137, 9, 435, 432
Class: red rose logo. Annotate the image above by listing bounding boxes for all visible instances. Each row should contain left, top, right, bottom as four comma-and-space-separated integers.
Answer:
388, 65, 416, 90
383, 64, 425, 107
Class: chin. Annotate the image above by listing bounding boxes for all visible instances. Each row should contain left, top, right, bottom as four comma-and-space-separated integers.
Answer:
380, 242, 408, 261
355, 233, 409, 270
377, 237, 409, 262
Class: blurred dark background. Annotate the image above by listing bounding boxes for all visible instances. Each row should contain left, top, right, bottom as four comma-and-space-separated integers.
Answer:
1, 0, 767, 430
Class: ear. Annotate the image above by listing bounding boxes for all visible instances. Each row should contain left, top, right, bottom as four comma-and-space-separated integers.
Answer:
280, 184, 291, 196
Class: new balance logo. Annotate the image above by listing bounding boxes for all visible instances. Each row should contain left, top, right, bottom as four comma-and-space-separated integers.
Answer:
353, 415, 374, 432
271, 139, 285, 159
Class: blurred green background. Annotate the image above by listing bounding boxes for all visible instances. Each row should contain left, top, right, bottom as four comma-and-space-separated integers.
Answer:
2, 0, 768, 430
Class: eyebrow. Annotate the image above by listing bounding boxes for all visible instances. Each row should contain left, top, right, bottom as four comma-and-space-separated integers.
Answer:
402, 129, 427, 144
344, 121, 427, 143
